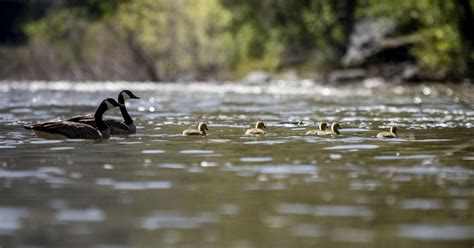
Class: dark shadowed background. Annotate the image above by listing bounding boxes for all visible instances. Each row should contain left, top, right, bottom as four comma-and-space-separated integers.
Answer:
0, 0, 473, 82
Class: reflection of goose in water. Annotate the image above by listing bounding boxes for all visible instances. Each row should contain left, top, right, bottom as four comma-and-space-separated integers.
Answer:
377, 126, 398, 138
245, 121, 266, 136
68, 90, 140, 135
306, 122, 328, 135
183, 122, 208, 136
24, 98, 122, 140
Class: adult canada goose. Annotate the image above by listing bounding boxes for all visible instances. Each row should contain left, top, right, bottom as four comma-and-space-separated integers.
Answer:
306, 122, 328, 135
377, 126, 398, 138
24, 98, 123, 140
68, 90, 140, 135
245, 121, 266, 136
314, 122, 342, 136
183, 122, 208, 136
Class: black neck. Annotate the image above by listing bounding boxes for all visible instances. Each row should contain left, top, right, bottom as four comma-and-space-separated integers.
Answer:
118, 95, 133, 125
94, 103, 109, 131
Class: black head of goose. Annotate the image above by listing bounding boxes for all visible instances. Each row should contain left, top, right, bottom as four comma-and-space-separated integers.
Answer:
67, 90, 140, 135
24, 98, 123, 140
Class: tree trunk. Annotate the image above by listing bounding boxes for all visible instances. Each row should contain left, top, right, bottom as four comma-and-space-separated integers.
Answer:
125, 31, 160, 81
455, 0, 474, 77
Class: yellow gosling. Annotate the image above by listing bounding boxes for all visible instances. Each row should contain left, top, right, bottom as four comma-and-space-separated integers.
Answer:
306, 122, 328, 135
183, 122, 208, 136
245, 121, 266, 136
377, 126, 398, 138
315, 122, 342, 136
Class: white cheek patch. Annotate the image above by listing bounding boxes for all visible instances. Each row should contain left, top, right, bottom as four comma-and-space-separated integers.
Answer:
122, 92, 131, 100
105, 100, 115, 109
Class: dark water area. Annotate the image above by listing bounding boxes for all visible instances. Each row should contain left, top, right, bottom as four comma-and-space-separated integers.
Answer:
0, 81, 473, 247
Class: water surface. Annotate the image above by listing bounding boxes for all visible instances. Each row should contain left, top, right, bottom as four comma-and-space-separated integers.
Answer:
0, 80, 473, 247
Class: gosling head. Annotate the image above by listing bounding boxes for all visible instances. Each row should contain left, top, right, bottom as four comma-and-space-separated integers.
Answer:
256, 121, 266, 129
331, 122, 342, 134
319, 122, 328, 131
390, 126, 398, 134
198, 122, 208, 134
103, 98, 123, 110
120, 90, 140, 100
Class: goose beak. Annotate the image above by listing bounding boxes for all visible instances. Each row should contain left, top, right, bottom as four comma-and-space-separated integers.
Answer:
130, 92, 140, 99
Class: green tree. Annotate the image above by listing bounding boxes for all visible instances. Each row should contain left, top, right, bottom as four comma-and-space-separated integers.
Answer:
360, 0, 474, 78
221, 0, 358, 73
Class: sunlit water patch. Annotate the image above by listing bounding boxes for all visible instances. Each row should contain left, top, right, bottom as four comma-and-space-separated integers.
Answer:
55, 208, 106, 222
0, 207, 29, 234
141, 149, 165, 154
179, 150, 215, 154
397, 225, 474, 241
324, 144, 379, 150
141, 211, 219, 230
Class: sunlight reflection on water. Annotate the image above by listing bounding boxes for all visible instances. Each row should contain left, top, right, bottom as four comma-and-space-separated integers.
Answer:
0, 81, 473, 247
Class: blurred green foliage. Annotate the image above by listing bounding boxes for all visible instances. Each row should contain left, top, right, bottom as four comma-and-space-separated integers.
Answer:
3, 0, 473, 80
360, 0, 469, 77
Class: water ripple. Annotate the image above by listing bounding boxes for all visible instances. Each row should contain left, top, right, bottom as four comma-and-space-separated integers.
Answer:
141, 150, 165, 154
180, 150, 214, 154
276, 203, 373, 217
223, 165, 317, 174
113, 181, 172, 190
55, 208, 106, 222
397, 224, 474, 240
0, 207, 28, 234
324, 144, 379, 150
141, 211, 218, 230
240, 157, 273, 162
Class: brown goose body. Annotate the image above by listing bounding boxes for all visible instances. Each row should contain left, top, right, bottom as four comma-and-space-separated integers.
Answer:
68, 115, 130, 135
24, 98, 122, 140
24, 121, 103, 139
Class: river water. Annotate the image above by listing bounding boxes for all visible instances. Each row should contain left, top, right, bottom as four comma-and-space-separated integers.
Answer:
0, 80, 473, 247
